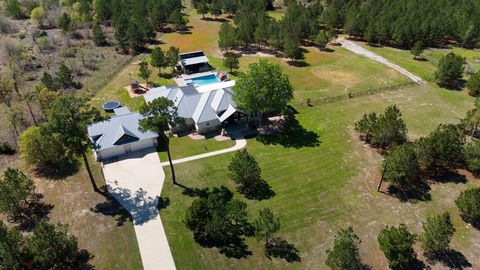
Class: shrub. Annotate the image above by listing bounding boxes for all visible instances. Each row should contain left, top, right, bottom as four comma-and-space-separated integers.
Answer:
419, 212, 455, 254
467, 71, 480, 97
455, 188, 480, 226
0, 141, 15, 155
378, 224, 417, 268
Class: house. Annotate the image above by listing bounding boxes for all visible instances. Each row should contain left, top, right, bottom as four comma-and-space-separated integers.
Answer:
87, 107, 159, 161
178, 51, 212, 74
143, 81, 242, 134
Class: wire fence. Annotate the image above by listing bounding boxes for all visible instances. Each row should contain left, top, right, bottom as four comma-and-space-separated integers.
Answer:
295, 81, 420, 108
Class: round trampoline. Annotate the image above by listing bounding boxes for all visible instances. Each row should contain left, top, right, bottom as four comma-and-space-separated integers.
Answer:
102, 101, 121, 112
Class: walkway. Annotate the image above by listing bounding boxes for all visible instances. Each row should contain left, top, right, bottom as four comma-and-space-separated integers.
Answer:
102, 148, 176, 270
161, 133, 247, 166
340, 39, 426, 84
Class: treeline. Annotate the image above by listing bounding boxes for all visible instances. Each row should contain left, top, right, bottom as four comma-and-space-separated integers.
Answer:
324, 0, 480, 48
217, 0, 327, 61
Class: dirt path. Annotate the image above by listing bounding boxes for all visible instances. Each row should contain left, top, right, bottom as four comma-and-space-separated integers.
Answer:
340, 39, 426, 85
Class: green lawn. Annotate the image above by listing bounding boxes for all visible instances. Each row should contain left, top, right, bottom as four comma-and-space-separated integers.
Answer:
159, 136, 235, 161
160, 84, 480, 269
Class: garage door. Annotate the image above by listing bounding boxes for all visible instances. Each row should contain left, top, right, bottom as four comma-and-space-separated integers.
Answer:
100, 146, 126, 160
130, 139, 155, 152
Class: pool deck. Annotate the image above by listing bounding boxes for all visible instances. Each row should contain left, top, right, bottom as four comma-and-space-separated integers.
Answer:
174, 71, 218, 86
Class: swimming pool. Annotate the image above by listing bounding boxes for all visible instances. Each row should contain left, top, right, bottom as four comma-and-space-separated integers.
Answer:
189, 74, 220, 86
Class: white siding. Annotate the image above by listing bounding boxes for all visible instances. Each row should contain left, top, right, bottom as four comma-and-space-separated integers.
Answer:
96, 139, 156, 160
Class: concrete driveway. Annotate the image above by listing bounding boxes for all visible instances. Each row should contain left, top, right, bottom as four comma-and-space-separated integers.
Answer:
102, 148, 176, 270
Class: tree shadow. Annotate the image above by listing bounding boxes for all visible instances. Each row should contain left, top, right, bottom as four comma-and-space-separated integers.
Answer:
157, 196, 170, 211
106, 186, 159, 225
265, 237, 301, 263
17, 193, 54, 231
195, 234, 252, 259
238, 179, 275, 201
430, 171, 467, 184
287, 60, 310, 67
387, 181, 432, 203
425, 249, 472, 270
70, 249, 95, 270
319, 48, 335, 53
176, 183, 210, 198
34, 158, 80, 180
90, 194, 132, 226
413, 57, 429, 62
202, 17, 229, 23
437, 79, 466, 91
391, 259, 426, 270
256, 113, 320, 148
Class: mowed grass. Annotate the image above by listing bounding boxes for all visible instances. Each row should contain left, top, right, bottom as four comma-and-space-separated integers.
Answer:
361, 42, 480, 81
158, 136, 235, 161
160, 84, 480, 269
0, 154, 143, 270
161, 13, 411, 102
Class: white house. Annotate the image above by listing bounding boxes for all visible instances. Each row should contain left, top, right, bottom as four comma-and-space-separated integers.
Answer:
143, 81, 240, 134
87, 107, 159, 161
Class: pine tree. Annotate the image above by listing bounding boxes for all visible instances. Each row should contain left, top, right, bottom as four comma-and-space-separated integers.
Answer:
150, 47, 166, 76
92, 23, 107, 46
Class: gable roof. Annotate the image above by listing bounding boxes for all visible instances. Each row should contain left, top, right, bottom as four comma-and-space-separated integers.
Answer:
87, 110, 158, 150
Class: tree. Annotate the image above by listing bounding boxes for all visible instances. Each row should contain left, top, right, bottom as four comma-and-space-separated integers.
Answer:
138, 61, 151, 84
466, 71, 480, 97
139, 97, 183, 185
169, 10, 188, 32
46, 95, 103, 193
150, 47, 166, 77
315, 30, 330, 50
382, 144, 420, 190
93, 0, 112, 23
283, 39, 303, 62
254, 14, 269, 49
326, 227, 362, 270
218, 22, 237, 52
233, 60, 293, 115
59, 12, 73, 34
126, 21, 146, 52
27, 222, 78, 269
31, 6, 47, 28
416, 124, 465, 172
0, 220, 25, 269
165, 46, 180, 70
253, 208, 280, 246
5, 0, 23, 19
197, 1, 209, 19
209, 0, 223, 20
464, 139, 480, 175
372, 105, 407, 148
455, 188, 480, 226
92, 23, 107, 46
40, 72, 58, 91
223, 52, 239, 73
0, 75, 14, 108
435, 52, 465, 87
378, 224, 417, 269
55, 64, 73, 88
419, 212, 455, 254
31, 84, 60, 120
410, 41, 424, 59
228, 149, 266, 197
0, 168, 35, 221
354, 112, 378, 143
114, 14, 128, 52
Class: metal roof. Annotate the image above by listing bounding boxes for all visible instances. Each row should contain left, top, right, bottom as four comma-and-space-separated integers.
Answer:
87, 111, 158, 151
180, 56, 209, 66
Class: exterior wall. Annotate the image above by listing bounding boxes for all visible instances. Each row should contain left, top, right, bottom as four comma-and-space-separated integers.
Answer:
195, 120, 221, 134
171, 118, 195, 133
96, 138, 157, 161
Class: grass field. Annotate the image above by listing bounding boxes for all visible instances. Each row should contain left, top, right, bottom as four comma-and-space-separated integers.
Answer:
160, 84, 480, 269
158, 136, 235, 161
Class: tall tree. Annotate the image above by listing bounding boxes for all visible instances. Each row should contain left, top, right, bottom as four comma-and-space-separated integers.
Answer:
283, 38, 303, 62
315, 30, 330, 50
0, 75, 14, 108
223, 52, 239, 73
382, 144, 420, 191
0, 220, 25, 269
218, 22, 237, 52
150, 47, 166, 77
138, 61, 151, 84
233, 60, 293, 115
209, 0, 223, 20
197, 1, 209, 19
466, 71, 480, 97
253, 208, 280, 246
139, 97, 183, 185
326, 227, 362, 270
46, 95, 103, 194
455, 188, 480, 226
410, 41, 424, 60
59, 12, 73, 34
93, 0, 112, 23
435, 52, 465, 87
114, 13, 128, 52
0, 168, 35, 221
463, 140, 480, 174
165, 46, 180, 70
55, 64, 74, 88
92, 22, 107, 46
228, 149, 264, 197
378, 224, 417, 269
419, 212, 455, 254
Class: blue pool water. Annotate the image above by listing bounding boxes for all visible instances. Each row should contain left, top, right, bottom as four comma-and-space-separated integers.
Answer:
190, 74, 220, 86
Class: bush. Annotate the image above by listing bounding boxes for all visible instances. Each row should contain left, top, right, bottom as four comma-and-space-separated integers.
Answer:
455, 188, 480, 226
0, 141, 15, 155
467, 71, 480, 97
419, 212, 455, 254
378, 224, 417, 268
17, 32, 26, 39
435, 52, 465, 87
463, 140, 480, 174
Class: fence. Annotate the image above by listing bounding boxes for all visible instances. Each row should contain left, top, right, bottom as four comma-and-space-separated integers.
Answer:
295, 81, 420, 108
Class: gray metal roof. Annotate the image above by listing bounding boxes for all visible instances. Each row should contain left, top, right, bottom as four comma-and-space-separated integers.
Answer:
87, 111, 158, 151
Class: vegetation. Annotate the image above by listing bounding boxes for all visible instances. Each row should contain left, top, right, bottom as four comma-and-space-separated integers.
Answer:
138, 61, 151, 85
462, 140, 480, 174
223, 52, 239, 73
466, 71, 480, 97
354, 105, 407, 149
419, 212, 455, 254
410, 41, 423, 60
0, 168, 35, 221
233, 60, 293, 115
378, 224, 417, 269
253, 208, 280, 246
382, 143, 420, 190
455, 188, 480, 226
150, 47, 166, 77
325, 227, 362, 270
435, 52, 466, 87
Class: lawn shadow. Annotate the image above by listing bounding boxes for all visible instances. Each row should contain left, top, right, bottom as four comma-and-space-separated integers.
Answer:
256, 113, 320, 148
202, 17, 229, 23
239, 179, 275, 201
287, 60, 310, 67
430, 171, 467, 184
70, 249, 95, 270
90, 194, 132, 226
195, 234, 252, 259
265, 237, 300, 263
157, 196, 170, 211
413, 57, 429, 62
437, 79, 466, 91
387, 181, 432, 203
176, 183, 210, 198
17, 193, 54, 231
425, 249, 472, 270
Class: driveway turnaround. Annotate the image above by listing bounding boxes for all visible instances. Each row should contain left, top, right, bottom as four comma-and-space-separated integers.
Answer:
161, 133, 246, 166
102, 148, 176, 270
340, 39, 426, 84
